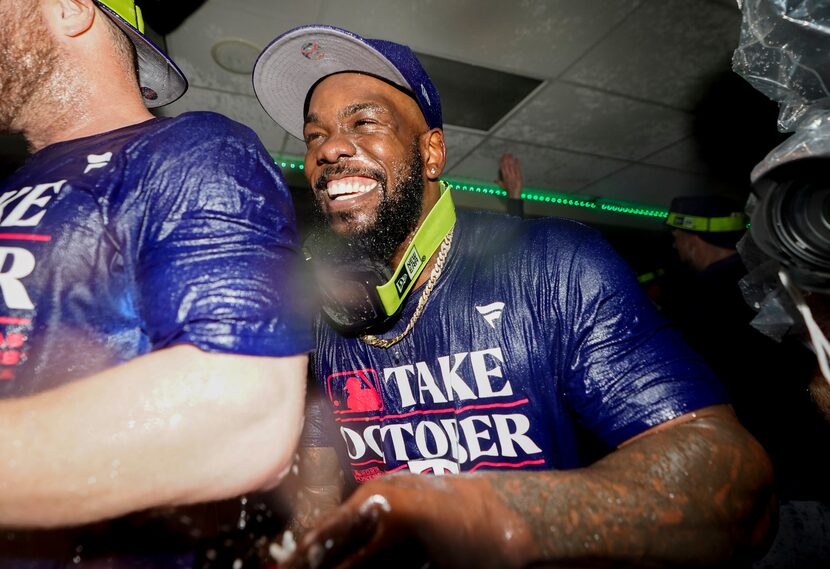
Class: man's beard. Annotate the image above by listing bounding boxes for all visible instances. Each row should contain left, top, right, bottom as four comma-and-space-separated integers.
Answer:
0, 1, 61, 132
309, 140, 426, 270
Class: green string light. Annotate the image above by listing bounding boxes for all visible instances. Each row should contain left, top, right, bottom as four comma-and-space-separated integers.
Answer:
273, 155, 305, 173
439, 177, 669, 219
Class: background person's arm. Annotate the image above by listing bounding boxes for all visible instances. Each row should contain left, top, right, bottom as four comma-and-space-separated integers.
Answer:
283, 405, 774, 569
497, 153, 525, 218
280, 385, 347, 539
0, 344, 306, 529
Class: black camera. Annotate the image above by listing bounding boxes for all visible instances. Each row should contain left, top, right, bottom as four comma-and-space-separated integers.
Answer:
750, 157, 830, 293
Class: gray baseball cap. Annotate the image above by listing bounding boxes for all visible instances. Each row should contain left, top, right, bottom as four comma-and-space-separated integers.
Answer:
253, 24, 442, 140
93, 0, 187, 107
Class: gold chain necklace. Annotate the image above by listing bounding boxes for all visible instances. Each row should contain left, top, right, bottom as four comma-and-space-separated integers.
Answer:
359, 227, 455, 349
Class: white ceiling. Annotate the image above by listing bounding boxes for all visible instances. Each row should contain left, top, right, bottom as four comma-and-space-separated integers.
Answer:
157, 0, 744, 228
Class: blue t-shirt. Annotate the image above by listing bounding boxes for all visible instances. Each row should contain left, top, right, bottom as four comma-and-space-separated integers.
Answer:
312, 209, 727, 482
0, 112, 313, 565
0, 112, 312, 398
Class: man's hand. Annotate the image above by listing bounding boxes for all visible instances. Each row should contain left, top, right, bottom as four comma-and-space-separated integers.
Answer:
282, 405, 774, 568
282, 473, 538, 569
497, 153, 523, 200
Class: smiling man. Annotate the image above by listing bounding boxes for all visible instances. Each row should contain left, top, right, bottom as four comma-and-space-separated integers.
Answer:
254, 25, 775, 568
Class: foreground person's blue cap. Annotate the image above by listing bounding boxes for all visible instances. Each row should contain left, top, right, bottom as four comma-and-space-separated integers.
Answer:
253, 24, 443, 139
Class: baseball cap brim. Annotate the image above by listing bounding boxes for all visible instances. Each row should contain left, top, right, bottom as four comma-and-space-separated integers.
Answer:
94, 1, 187, 108
253, 25, 414, 140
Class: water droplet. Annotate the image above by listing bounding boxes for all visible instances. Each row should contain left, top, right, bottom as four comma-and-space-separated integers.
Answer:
238, 495, 248, 530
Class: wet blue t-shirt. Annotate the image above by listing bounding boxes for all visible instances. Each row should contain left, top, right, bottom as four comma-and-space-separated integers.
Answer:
312, 209, 727, 482
0, 111, 312, 395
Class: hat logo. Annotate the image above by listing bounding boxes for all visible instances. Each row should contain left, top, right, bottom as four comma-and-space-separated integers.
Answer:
674, 215, 695, 229
301, 41, 325, 61
420, 84, 431, 106
140, 86, 158, 101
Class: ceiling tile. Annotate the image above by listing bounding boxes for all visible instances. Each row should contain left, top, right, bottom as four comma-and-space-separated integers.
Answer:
580, 164, 733, 207
562, 0, 741, 110
165, 0, 324, 97
641, 136, 711, 174
495, 81, 692, 160
318, 0, 642, 78
448, 138, 628, 192
156, 86, 288, 154
442, 127, 487, 171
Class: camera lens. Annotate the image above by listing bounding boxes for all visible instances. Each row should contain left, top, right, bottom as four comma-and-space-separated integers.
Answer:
773, 177, 830, 270
751, 158, 830, 292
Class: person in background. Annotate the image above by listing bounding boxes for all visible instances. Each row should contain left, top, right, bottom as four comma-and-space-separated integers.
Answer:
253, 24, 775, 569
665, 195, 825, 483
666, 195, 830, 567
0, 0, 311, 566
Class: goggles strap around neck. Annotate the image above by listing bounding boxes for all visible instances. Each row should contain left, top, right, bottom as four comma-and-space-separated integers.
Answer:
374, 184, 456, 316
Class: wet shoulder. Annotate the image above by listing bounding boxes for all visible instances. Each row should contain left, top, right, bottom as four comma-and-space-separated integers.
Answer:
145, 111, 260, 150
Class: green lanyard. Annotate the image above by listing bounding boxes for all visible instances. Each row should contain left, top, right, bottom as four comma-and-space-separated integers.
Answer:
375, 185, 456, 315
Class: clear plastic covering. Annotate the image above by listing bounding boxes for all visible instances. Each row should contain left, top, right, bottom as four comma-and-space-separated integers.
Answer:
737, 226, 805, 341
733, 1, 830, 381
749, 110, 830, 182
733, 0, 830, 133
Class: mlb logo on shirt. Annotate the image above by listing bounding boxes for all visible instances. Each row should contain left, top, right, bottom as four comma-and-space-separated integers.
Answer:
327, 369, 384, 414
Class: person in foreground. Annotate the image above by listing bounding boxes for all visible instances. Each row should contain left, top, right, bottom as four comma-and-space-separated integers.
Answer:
0, 0, 311, 564
253, 25, 774, 568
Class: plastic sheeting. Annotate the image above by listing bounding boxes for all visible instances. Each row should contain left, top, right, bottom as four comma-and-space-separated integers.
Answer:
733, 0, 830, 133
733, 1, 830, 367
734, 0, 830, 183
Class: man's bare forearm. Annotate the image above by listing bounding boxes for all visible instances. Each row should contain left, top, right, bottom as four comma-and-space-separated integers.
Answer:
486, 406, 775, 567
0, 346, 307, 528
